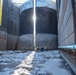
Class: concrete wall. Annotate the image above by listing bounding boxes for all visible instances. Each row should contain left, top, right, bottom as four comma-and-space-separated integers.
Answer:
0, 0, 8, 50
0, 0, 20, 50
20, 7, 58, 49
20, 0, 56, 13
6, 0, 20, 50
19, 0, 58, 50
18, 34, 57, 50
0, 30, 6, 50
20, 7, 57, 35
57, 0, 76, 46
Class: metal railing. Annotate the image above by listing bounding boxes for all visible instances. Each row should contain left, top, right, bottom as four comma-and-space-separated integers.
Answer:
58, 45, 76, 51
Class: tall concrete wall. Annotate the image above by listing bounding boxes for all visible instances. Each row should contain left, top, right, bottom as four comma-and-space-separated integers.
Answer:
0, 0, 20, 50
20, 0, 56, 13
18, 34, 57, 50
57, 1, 76, 73
20, 7, 57, 35
6, 0, 20, 50
0, 0, 8, 50
19, 1, 58, 50
57, 0, 76, 46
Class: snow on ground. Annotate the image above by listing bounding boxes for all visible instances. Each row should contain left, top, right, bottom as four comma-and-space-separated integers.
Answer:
0, 50, 74, 75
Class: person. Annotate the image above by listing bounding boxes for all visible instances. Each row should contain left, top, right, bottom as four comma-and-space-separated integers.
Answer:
37, 47, 39, 50
41, 47, 44, 52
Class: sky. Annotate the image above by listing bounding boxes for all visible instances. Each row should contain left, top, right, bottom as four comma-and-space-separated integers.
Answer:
12, 0, 56, 4
12, 0, 29, 4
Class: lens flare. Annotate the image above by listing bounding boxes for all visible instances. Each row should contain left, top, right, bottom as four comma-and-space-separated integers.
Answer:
33, 0, 36, 49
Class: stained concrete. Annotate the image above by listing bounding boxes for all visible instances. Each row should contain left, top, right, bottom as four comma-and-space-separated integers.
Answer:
20, 7, 57, 35
18, 34, 57, 50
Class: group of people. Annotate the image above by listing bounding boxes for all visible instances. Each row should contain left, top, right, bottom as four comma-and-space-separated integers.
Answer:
35, 46, 47, 51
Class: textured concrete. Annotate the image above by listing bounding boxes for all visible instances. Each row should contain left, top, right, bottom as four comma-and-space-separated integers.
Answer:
18, 34, 57, 50
6, 33, 19, 50
0, 0, 20, 50
60, 52, 76, 75
57, 0, 75, 46
20, 0, 56, 13
20, 7, 57, 35
0, 0, 57, 50
0, 30, 6, 50
6, 0, 20, 35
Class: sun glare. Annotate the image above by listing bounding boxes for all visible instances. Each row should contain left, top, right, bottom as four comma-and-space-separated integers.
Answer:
33, 15, 36, 22
33, 0, 36, 49
52, 0, 56, 2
